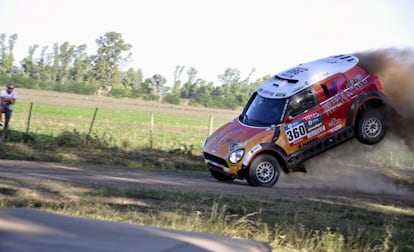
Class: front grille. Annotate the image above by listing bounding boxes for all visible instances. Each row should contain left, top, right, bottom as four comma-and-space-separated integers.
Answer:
203, 152, 229, 168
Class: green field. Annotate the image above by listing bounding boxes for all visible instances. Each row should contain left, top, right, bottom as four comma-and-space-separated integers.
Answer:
11, 88, 238, 154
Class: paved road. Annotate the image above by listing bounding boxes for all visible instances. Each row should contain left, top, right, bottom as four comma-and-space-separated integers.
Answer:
0, 208, 271, 252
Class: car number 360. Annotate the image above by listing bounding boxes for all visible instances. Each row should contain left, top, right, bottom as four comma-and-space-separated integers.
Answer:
286, 124, 307, 143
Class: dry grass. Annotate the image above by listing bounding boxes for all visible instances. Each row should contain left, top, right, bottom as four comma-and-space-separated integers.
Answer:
1, 177, 413, 252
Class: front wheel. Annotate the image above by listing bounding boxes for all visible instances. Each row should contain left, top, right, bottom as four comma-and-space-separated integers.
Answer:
246, 154, 280, 187
355, 108, 387, 145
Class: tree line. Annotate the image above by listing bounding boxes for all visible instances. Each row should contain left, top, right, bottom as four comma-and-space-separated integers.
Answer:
0, 32, 269, 109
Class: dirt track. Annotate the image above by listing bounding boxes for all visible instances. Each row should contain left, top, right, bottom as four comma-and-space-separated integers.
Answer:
0, 159, 412, 207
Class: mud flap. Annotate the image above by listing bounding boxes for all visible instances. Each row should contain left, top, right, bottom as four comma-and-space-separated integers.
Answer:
291, 163, 307, 173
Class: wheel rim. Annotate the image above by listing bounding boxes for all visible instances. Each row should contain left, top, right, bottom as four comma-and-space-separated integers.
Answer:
363, 117, 382, 138
256, 161, 276, 184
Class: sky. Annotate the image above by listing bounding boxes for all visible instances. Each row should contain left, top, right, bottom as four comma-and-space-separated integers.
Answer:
1, 0, 414, 85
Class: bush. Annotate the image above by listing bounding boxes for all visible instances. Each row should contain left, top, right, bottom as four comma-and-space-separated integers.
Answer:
163, 93, 180, 105
110, 87, 130, 98
56, 130, 85, 147
53, 82, 98, 95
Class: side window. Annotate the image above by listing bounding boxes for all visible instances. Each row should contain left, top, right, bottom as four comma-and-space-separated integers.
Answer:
319, 74, 348, 100
287, 87, 317, 118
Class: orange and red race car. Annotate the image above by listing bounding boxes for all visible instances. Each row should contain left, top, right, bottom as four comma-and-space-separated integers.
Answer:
203, 54, 388, 187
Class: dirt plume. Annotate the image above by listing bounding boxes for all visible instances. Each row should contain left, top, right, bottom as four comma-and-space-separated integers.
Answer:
356, 48, 414, 149
299, 48, 414, 195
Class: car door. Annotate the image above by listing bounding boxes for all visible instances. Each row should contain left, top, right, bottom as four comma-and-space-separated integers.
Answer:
278, 86, 326, 155
316, 73, 349, 136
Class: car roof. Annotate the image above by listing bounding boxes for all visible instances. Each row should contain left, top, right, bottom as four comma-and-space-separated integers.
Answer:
257, 54, 359, 99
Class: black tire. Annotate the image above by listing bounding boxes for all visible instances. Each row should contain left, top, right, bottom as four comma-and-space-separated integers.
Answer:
209, 169, 235, 181
246, 154, 280, 187
355, 108, 387, 145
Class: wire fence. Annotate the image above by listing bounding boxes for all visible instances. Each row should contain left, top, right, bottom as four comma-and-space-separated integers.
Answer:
10, 101, 230, 154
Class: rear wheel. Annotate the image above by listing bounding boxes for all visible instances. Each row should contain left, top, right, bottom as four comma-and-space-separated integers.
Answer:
355, 108, 387, 145
246, 154, 280, 187
209, 169, 235, 181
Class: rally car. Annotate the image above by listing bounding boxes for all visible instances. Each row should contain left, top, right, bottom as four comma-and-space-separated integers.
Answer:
203, 54, 388, 187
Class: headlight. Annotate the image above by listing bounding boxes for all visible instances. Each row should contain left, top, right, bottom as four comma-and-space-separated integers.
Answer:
229, 149, 245, 164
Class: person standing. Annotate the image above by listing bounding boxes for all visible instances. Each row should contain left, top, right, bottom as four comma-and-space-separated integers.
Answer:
0, 83, 17, 129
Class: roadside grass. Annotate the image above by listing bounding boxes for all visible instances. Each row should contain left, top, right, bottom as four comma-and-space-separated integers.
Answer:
0, 178, 413, 251
0, 130, 205, 170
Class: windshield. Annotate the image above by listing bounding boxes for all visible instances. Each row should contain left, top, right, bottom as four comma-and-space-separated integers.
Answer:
240, 92, 288, 127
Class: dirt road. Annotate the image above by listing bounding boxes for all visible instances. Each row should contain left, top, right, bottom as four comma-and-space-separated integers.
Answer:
0, 159, 412, 206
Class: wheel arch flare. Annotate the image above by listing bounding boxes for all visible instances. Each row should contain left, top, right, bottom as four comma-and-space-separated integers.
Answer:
242, 144, 289, 174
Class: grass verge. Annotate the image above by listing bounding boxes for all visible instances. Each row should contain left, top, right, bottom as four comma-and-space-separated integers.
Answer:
0, 178, 413, 251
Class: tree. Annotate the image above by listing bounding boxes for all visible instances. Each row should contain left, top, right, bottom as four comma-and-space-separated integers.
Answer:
149, 74, 168, 102
38, 45, 53, 81
56, 42, 75, 84
21, 45, 40, 80
173, 65, 185, 95
181, 66, 198, 98
0, 33, 18, 74
122, 68, 143, 97
70, 44, 90, 83
49, 43, 60, 82
193, 81, 215, 107
92, 32, 132, 94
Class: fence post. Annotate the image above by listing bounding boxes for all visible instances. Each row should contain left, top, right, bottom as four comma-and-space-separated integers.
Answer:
208, 115, 214, 136
26, 102, 33, 134
86, 107, 99, 144
149, 112, 154, 149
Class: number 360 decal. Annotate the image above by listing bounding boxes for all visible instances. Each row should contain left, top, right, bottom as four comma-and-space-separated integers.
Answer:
285, 122, 307, 143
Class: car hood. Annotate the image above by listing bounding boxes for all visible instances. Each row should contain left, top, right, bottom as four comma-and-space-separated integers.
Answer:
203, 119, 275, 158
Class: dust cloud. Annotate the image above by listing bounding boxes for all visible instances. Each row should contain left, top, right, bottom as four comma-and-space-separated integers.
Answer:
356, 48, 414, 149
294, 48, 414, 196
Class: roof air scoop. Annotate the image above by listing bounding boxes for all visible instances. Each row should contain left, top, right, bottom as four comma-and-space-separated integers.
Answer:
274, 75, 299, 84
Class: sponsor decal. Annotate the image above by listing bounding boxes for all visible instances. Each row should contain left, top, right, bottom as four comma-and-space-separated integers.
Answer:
243, 144, 263, 166
257, 88, 287, 98
257, 87, 275, 97
328, 124, 343, 134
275, 92, 286, 97
322, 77, 369, 115
285, 120, 307, 143
285, 115, 326, 145
302, 112, 320, 121
279, 99, 289, 122
304, 115, 323, 129
328, 118, 341, 127
280, 67, 308, 78
307, 125, 326, 138
328, 81, 337, 95
298, 137, 318, 148
304, 115, 325, 138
